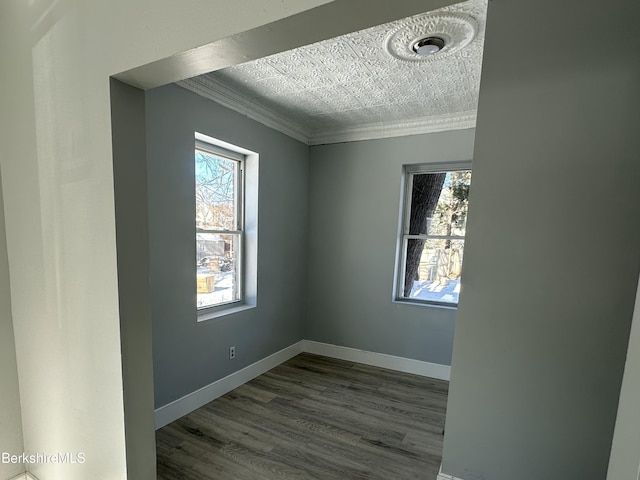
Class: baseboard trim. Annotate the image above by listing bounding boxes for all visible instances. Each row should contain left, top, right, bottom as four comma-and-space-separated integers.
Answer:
8, 474, 38, 480
302, 340, 451, 381
155, 340, 451, 429
437, 464, 464, 480
154, 341, 304, 429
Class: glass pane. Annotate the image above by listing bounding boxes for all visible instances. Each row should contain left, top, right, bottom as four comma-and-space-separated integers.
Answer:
409, 170, 471, 236
403, 238, 465, 304
197, 233, 241, 309
195, 149, 238, 231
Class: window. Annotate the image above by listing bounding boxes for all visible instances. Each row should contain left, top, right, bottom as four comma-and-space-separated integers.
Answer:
396, 163, 472, 306
195, 139, 244, 310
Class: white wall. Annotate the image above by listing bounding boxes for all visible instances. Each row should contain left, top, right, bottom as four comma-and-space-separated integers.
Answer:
0, 1, 331, 479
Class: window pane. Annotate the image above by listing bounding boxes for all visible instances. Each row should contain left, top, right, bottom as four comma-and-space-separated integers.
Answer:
403, 238, 465, 304
195, 149, 238, 231
197, 233, 241, 308
409, 170, 471, 236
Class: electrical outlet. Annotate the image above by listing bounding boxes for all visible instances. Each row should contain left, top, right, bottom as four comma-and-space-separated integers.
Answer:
229, 346, 236, 360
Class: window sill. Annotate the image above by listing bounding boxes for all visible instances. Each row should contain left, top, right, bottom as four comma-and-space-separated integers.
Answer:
197, 303, 255, 322
392, 298, 458, 311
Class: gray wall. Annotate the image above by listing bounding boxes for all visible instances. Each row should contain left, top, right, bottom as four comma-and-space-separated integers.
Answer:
0, 170, 24, 480
441, 1, 640, 479
306, 130, 475, 365
607, 276, 640, 479
146, 84, 310, 408
111, 79, 156, 479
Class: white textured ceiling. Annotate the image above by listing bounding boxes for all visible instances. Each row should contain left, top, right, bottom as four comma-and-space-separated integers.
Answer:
178, 0, 487, 145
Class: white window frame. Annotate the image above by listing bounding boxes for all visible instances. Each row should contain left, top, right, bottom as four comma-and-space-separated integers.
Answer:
394, 161, 472, 308
195, 132, 258, 321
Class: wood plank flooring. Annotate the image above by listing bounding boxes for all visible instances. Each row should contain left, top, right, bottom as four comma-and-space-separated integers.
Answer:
156, 353, 448, 480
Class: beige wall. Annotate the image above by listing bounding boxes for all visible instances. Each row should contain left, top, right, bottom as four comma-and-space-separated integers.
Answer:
0, 171, 24, 480
0, 1, 331, 478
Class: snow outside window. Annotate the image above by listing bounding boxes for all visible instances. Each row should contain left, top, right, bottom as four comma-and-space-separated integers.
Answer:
396, 163, 472, 306
195, 140, 244, 311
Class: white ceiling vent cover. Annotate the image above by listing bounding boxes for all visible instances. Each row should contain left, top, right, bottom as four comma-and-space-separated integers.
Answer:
385, 12, 478, 62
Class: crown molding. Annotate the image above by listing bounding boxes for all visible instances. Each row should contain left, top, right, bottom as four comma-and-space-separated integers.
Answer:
309, 111, 476, 145
178, 77, 476, 146
177, 77, 311, 144
175, 0, 484, 146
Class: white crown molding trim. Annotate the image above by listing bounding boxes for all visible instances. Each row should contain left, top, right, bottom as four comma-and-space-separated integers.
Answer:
308, 112, 477, 146
155, 340, 451, 429
154, 341, 305, 429
437, 464, 465, 480
302, 340, 451, 380
177, 77, 476, 145
177, 77, 310, 144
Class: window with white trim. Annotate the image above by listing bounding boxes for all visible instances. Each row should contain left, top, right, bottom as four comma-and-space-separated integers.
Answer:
195, 140, 244, 310
396, 163, 472, 306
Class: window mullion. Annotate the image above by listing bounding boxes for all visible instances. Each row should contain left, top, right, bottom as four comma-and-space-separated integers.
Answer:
403, 234, 466, 241
197, 228, 242, 235
396, 165, 472, 307
196, 138, 245, 312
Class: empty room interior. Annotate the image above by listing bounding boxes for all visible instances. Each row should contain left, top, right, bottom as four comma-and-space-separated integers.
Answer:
1, 1, 640, 480
146, 1, 484, 477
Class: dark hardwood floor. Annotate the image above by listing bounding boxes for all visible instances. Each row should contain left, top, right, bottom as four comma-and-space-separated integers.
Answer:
156, 353, 448, 479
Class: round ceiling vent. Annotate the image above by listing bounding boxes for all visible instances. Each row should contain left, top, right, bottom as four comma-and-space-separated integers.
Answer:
385, 12, 478, 62
412, 36, 446, 56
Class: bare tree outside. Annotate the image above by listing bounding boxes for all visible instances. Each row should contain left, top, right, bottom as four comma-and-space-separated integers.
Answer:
195, 150, 236, 231
195, 147, 241, 308
403, 173, 446, 297
402, 169, 472, 303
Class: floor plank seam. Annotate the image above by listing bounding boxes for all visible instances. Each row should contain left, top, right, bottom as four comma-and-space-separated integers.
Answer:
157, 353, 448, 480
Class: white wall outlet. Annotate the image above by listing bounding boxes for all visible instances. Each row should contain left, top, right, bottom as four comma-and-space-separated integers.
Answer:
229, 346, 236, 360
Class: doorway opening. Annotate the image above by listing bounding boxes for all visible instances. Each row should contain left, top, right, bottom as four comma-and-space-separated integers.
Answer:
110, 1, 486, 477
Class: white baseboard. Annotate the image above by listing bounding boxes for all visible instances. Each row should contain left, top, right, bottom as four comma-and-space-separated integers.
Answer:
437, 464, 464, 480
302, 340, 451, 381
155, 339, 451, 429
8, 474, 38, 480
154, 341, 304, 429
